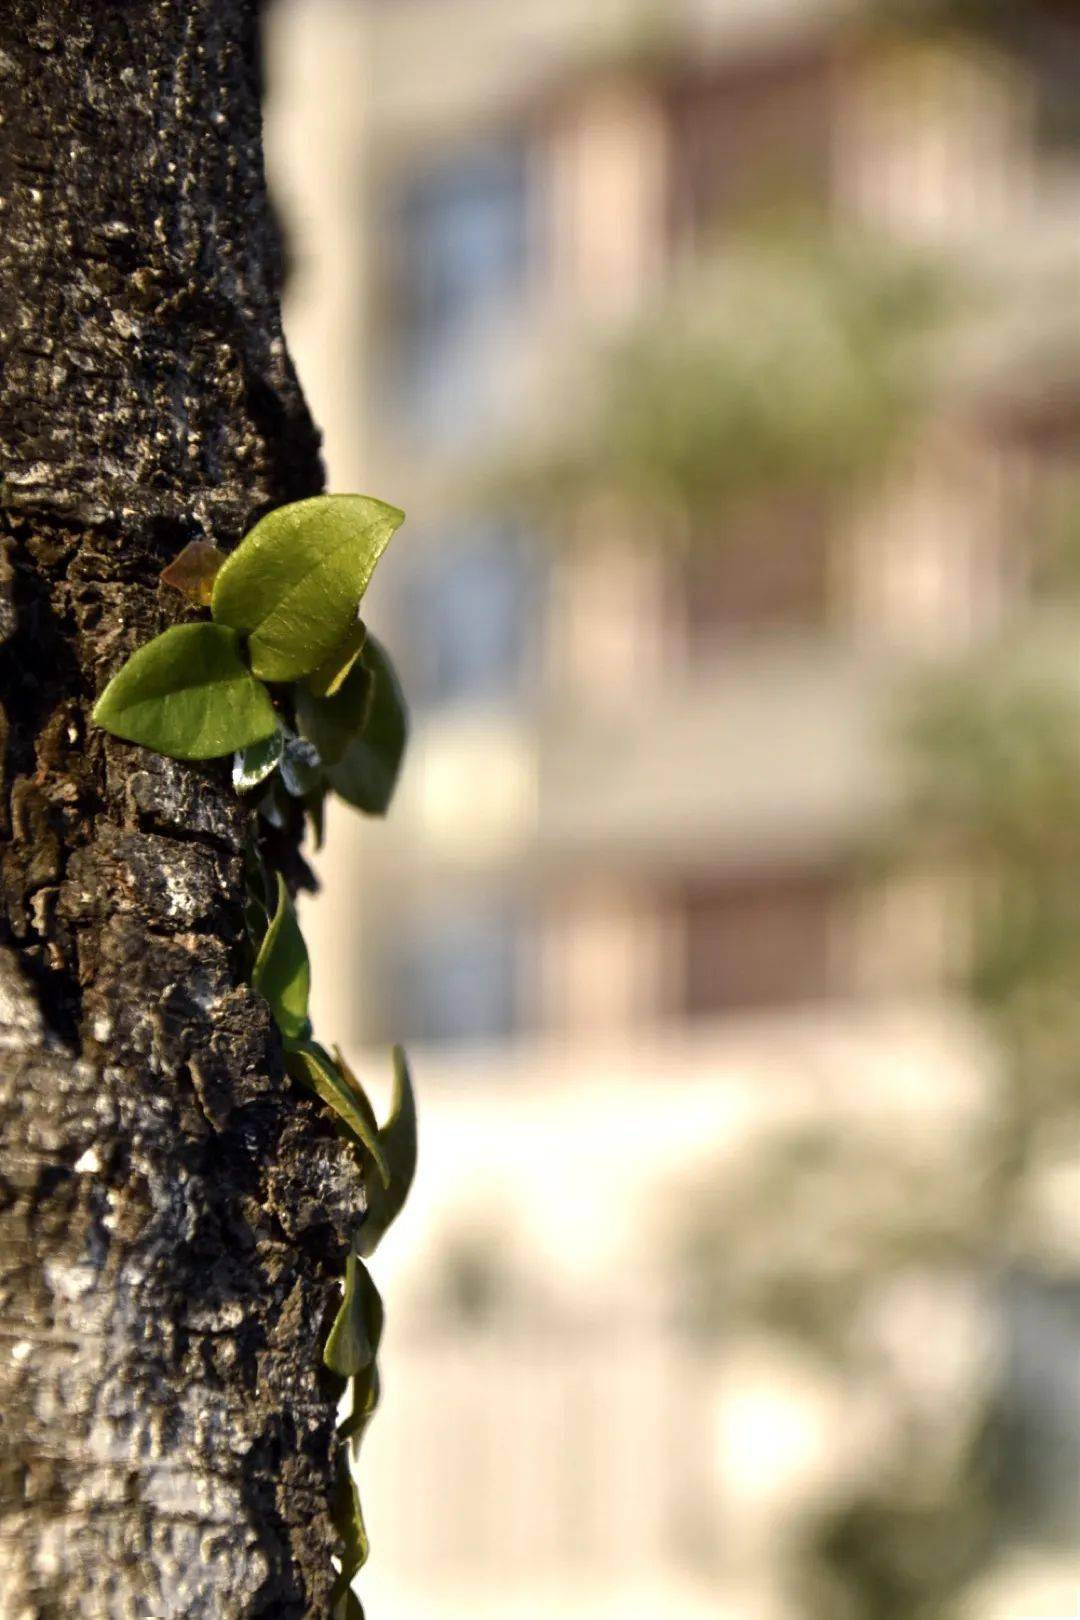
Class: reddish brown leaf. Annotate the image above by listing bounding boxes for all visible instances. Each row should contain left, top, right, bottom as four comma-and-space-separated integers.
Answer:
160, 539, 226, 606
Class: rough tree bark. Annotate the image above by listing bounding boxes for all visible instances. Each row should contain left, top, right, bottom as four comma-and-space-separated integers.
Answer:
0, 5, 365, 1615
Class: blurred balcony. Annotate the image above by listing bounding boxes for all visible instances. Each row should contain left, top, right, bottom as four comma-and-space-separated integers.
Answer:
376, 634, 900, 878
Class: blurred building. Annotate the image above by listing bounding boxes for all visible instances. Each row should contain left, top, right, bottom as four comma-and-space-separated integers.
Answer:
264, 3, 1080, 1616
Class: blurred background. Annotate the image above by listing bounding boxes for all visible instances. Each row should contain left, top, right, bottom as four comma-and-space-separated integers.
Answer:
264, 2, 1080, 1615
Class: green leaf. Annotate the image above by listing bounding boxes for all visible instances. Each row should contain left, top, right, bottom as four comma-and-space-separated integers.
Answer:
324, 1250, 383, 1377
333, 1444, 371, 1591
92, 622, 278, 761
251, 872, 311, 1043
233, 727, 284, 792
332, 1589, 365, 1620
331, 1301, 384, 1582
307, 619, 368, 699
345, 1359, 381, 1439
333, 1342, 384, 1586
355, 1045, 417, 1258
332, 1046, 392, 1188
381, 1044, 418, 1216
296, 658, 374, 768
331, 1580, 366, 1620
211, 495, 404, 683
160, 540, 225, 606
286, 1041, 391, 1186
328, 636, 408, 815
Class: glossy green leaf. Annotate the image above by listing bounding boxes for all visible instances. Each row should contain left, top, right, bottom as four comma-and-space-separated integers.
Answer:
233, 727, 283, 792
332, 1447, 371, 1592
307, 619, 368, 699
339, 1363, 380, 1464
324, 1250, 383, 1377
333, 1046, 392, 1188
335, 1348, 383, 1575
330, 1290, 384, 1598
251, 873, 311, 1043
211, 495, 405, 682
350, 1361, 381, 1443
160, 540, 225, 606
355, 1045, 417, 1258
287, 1042, 391, 1186
296, 658, 374, 768
331, 1582, 365, 1620
92, 622, 278, 761
381, 1044, 418, 1220
340, 1468, 369, 1579
328, 636, 408, 815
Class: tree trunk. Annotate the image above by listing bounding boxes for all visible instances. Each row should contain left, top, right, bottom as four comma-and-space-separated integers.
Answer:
0, 5, 364, 1615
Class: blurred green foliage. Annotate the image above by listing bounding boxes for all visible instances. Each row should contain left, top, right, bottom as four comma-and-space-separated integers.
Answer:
904, 654, 1080, 1133
503, 224, 950, 536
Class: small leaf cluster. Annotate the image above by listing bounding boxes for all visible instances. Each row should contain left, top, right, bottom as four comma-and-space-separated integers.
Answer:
246, 866, 416, 1618
92, 494, 417, 1617
323, 1046, 416, 1620
245, 868, 416, 1230
93, 495, 408, 821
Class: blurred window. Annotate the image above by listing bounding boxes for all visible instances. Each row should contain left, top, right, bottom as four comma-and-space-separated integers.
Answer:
683, 496, 831, 652
681, 869, 839, 1014
397, 524, 539, 710
663, 50, 833, 250
392, 903, 521, 1045
389, 140, 529, 442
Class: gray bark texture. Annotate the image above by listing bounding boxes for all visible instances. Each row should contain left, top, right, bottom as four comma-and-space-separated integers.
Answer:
0, 4, 366, 1616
